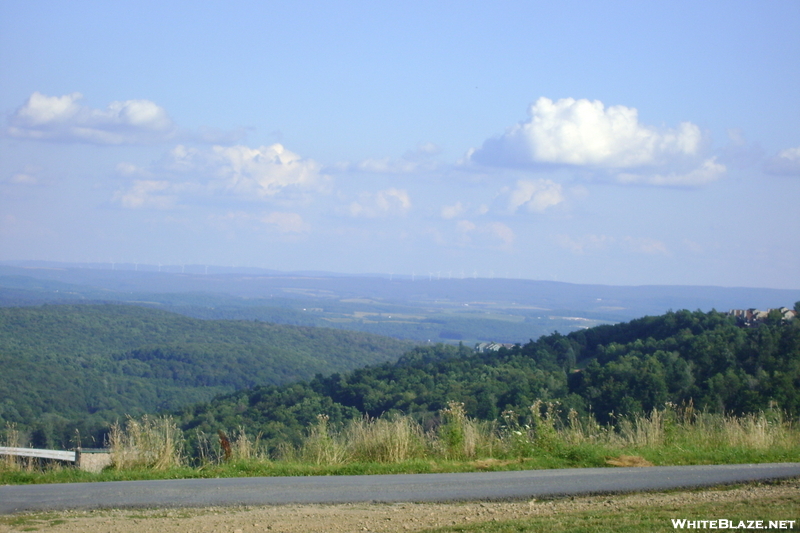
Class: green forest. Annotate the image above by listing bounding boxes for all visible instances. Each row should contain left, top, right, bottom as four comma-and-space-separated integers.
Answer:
175, 306, 800, 453
0, 304, 413, 448
2, 303, 799, 457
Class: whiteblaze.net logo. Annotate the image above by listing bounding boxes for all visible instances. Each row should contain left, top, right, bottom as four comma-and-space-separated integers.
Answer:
671, 519, 796, 530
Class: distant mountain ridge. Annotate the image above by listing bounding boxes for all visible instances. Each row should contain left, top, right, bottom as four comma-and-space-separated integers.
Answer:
2, 262, 799, 345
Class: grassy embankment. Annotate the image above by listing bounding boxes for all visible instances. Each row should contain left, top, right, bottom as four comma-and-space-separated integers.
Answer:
2, 402, 798, 484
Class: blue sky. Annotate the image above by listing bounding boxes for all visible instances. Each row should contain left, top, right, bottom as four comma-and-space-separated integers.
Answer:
1, 1, 799, 289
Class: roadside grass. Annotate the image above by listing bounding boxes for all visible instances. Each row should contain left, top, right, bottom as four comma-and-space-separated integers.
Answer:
2, 402, 798, 485
422, 484, 800, 533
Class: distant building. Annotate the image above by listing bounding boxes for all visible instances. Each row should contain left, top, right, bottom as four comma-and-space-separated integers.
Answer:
475, 342, 516, 353
727, 307, 797, 327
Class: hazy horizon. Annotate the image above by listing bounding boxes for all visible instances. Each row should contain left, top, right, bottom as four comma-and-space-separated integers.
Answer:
2, 2, 798, 290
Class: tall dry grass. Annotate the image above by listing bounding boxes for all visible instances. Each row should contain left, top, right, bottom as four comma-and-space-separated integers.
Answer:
301, 414, 348, 465
345, 415, 426, 463
437, 401, 490, 459
108, 415, 184, 470
93, 402, 800, 472
680, 410, 794, 450
1, 423, 23, 471
194, 426, 269, 465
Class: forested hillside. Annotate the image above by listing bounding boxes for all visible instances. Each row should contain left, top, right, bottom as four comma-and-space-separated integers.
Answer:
0, 304, 413, 447
176, 306, 800, 450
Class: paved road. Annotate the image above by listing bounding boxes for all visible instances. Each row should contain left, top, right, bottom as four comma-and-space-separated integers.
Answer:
2, 463, 799, 514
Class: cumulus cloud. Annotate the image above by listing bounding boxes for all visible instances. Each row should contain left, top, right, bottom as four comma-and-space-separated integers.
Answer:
470, 97, 702, 168
765, 146, 800, 176
166, 143, 327, 198
348, 188, 411, 217
8, 92, 175, 144
113, 143, 327, 209
508, 179, 565, 213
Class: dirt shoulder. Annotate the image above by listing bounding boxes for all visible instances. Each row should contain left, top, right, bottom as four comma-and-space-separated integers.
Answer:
1, 480, 797, 533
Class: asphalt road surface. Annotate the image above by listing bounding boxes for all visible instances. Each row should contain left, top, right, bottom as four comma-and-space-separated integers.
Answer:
2, 463, 799, 514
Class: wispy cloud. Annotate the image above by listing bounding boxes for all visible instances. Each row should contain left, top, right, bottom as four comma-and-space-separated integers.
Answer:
260, 211, 310, 233
210, 210, 310, 237
347, 188, 412, 217
616, 157, 726, 187
113, 180, 176, 209
3, 165, 42, 185
555, 233, 613, 254
623, 236, 669, 255
441, 201, 466, 219
556, 234, 668, 256
453, 219, 515, 249
344, 143, 442, 174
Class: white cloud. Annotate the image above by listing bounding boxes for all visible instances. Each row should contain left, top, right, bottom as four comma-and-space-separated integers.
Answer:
456, 219, 477, 233
765, 146, 800, 176
556, 234, 613, 254
10, 173, 38, 184
8, 92, 175, 144
260, 212, 310, 233
210, 211, 309, 236
488, 222, 515, 246
350, 143, 441, 174
508, 179, 565, 213
167, 143, 327, 198
348, 188, 412, 218
470, 97, 702, 169
453, 219, 514, 248
115, 162, 153, 178
623, 236, 669, 255
616, 157, 726, 187
556, 233, 667, 255
114, 180, 176, 209
441, 201, 465, 219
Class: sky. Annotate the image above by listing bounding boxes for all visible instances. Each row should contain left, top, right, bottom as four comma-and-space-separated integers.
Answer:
1, 1, 799, 289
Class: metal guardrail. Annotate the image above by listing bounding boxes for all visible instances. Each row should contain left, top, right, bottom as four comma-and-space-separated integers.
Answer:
0, 446, 77, 462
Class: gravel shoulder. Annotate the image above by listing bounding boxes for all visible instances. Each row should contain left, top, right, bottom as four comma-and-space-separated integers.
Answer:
1, 479, 797, 533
